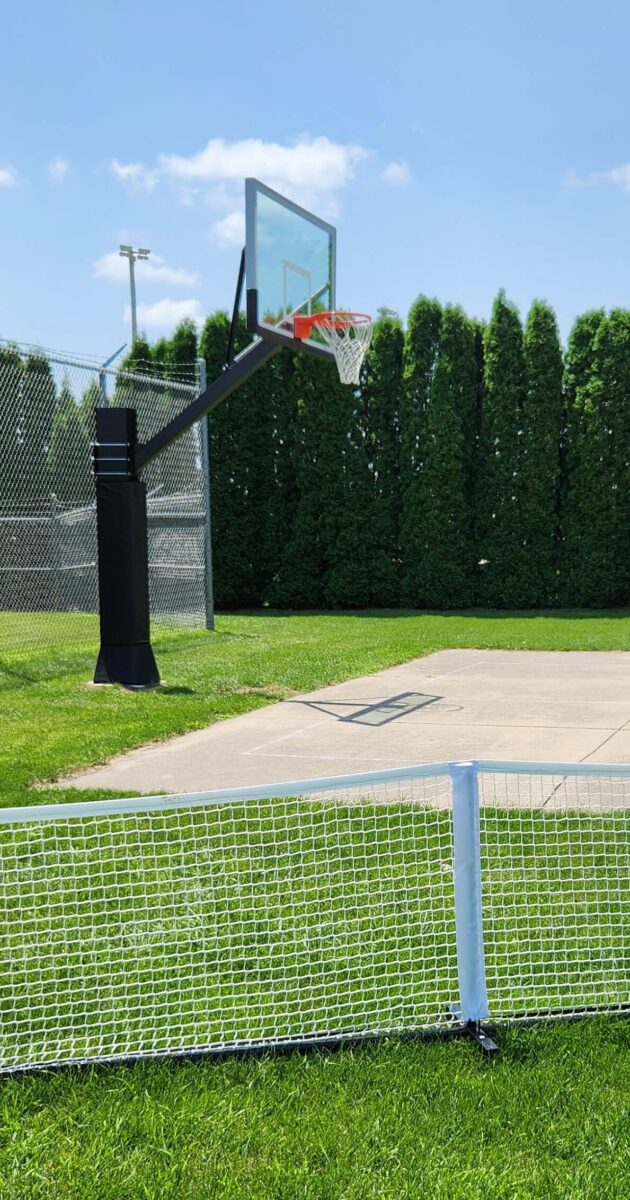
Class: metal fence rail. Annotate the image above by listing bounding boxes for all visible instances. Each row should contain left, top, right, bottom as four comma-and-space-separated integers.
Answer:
0, 338, 212, 659
0, 759, 627, 1073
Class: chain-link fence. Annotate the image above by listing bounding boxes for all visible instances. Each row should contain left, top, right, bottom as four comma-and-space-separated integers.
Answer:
0, 339, 212, 662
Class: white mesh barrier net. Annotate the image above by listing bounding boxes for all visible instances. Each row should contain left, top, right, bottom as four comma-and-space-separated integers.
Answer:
0, 769, 456, 1072
0, 761, 627, 1073
478, 768, 629, 1020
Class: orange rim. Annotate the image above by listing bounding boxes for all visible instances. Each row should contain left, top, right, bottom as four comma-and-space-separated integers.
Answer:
294, 311, 372, 339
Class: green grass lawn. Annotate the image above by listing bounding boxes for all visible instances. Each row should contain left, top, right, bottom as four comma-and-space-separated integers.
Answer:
0, 608, 628, 805
0, 610, 628, 1198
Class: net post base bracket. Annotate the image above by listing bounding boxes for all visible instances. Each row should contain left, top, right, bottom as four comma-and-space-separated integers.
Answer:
463, 1020, 499, 1056
450, 1004, 499, 1056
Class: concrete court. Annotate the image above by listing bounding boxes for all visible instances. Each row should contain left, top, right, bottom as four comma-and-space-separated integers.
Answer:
62, 649, 630, 794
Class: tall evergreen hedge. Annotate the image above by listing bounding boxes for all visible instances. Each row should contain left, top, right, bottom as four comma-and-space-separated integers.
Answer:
126, 297, 629, 613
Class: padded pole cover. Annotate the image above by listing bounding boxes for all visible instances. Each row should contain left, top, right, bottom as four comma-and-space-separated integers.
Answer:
93, 408, 160, 688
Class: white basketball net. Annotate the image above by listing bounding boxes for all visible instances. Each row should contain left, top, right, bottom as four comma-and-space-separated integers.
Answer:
314, 312, 373, 385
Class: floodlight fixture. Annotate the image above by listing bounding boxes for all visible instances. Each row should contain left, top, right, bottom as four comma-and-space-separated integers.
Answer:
117, 244, 152, 342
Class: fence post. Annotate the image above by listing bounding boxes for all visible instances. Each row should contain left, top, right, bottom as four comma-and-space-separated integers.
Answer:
197, 357, 215, 631
450, 761, 489, 1024
50, 493, 63, 613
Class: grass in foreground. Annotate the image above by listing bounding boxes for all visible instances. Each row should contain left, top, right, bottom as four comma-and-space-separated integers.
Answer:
0, 1021, 628, 1199
0, 610, 628, 1198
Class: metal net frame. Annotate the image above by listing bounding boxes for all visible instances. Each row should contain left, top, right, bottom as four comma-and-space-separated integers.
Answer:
0, 338, 212, 661
0, 759, 626, 1073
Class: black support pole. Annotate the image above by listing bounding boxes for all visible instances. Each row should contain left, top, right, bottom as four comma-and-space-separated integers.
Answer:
93, 407, 160, 689
91, 330, 281, 689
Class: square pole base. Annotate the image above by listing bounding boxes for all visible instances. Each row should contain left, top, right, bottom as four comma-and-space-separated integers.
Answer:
94, 642, 160, 690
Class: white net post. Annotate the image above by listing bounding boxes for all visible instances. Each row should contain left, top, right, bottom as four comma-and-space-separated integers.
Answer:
450, 761, 489, 1023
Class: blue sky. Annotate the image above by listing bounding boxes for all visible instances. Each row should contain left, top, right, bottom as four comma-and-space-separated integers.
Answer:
2, 0, 630, 356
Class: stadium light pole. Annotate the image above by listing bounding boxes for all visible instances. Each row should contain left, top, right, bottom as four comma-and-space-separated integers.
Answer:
119, 245, 150, 343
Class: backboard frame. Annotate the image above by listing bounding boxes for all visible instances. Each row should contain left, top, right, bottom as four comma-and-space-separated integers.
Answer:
245, 178, 337, 361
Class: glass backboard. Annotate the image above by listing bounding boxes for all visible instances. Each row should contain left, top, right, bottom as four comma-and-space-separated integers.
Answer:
245, 178, 336, 359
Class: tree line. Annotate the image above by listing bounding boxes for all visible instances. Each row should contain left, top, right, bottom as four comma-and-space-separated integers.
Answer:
1, 291, 628, 610
199, 294, 628, 610
0, 323, 199, 506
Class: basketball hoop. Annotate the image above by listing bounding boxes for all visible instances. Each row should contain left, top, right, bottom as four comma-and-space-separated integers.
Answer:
294, 311, 373, 385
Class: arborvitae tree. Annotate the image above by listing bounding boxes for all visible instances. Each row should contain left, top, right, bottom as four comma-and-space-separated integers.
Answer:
48, 379, 91, 502
521, 301, 564, 606
151, 337, 170, 378
475, 291, 528, 607
199, 312, 276, 607
238, 345, 278, 603
560, 309, 630, 605
268, 353, 329, 608
0, 344, 23, 503
167, 319, 198, 374
160, 319, 199, 495
112, 335, 153, 411
79, 381, 101, 443
362, 312, 404, 606
322, 366, 373, 608
557, 310, 607, 605
399, 296, 442, 605
15, 352, 56, 502
410, 305, 478, 607
120, 335, 152, 375
605, 311, 630, 604
263, 349, 299, 604
199, 313, 238, 606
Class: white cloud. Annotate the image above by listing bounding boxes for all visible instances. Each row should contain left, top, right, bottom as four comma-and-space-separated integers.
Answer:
0, 165, 17, 187
599, 163, 630, 191
94, 251, 200, 286
111, 158, 158, 192
128, 298, 204, 330
567, 162, 630, 191
111, 134, 368, 215
381, 160, 411, 186
211, 211, 245, 248
48, 157, 69, 183
159, 135, 367, 194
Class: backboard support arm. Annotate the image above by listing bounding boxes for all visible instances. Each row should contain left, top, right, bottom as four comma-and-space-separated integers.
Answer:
135, 337, 280, 473
92, 334, 281, 688
225, 248, 245, 368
